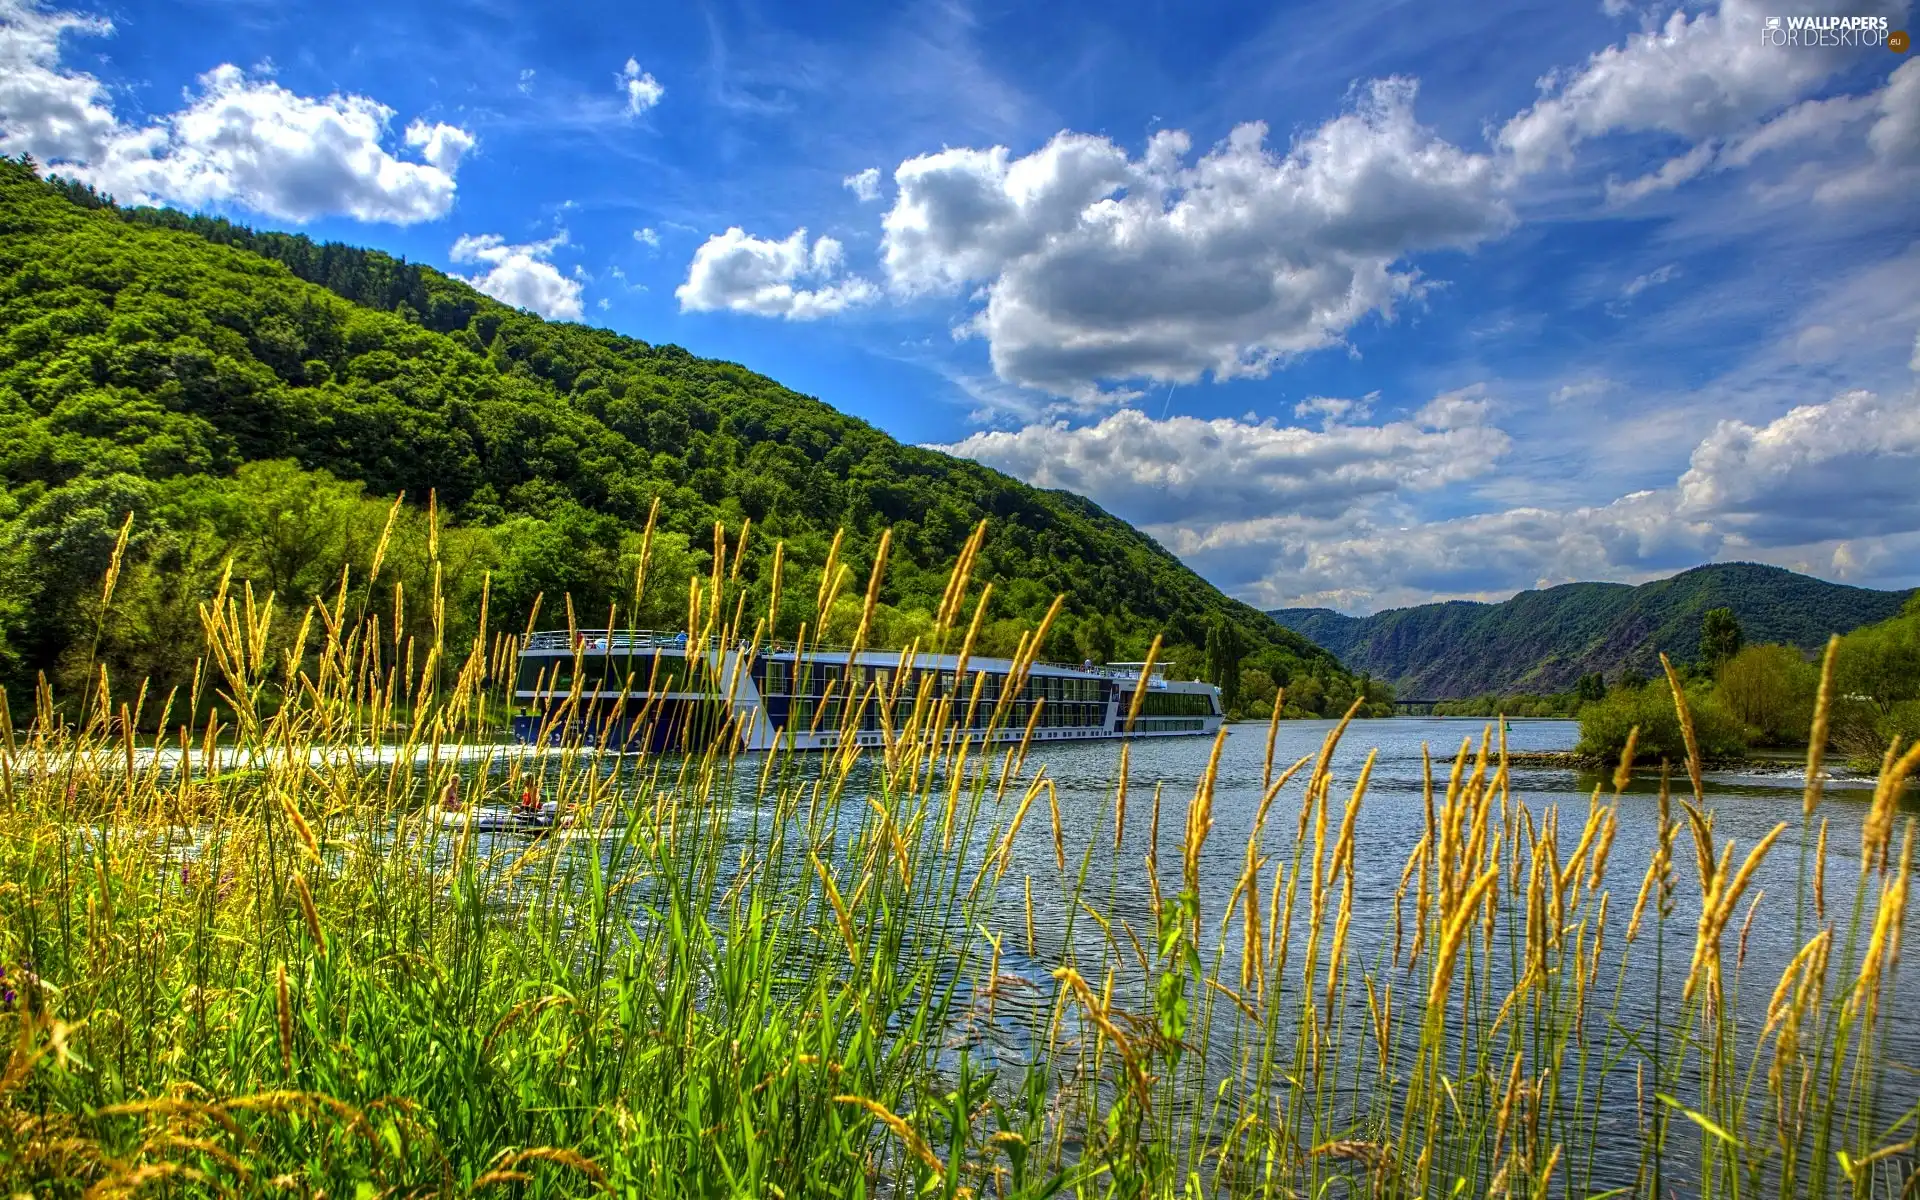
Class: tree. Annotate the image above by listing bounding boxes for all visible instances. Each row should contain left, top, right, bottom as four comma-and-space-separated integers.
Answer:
1700, 607, 1743, 671
1080, 614, 1117, 666
1205, 617, 1246, 715
1574, 672, 1607, 704
1717, 644, 1816, 745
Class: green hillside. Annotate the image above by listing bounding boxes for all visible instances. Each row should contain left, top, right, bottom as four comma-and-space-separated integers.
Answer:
1271, 563, 1912, 698
0, 157, 1346, 708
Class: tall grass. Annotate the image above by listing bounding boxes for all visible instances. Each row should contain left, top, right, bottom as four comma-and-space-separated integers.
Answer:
1, 512, 1915, 1197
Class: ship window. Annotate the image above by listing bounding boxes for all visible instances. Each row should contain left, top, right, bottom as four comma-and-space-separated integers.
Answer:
764, 661, 790, 694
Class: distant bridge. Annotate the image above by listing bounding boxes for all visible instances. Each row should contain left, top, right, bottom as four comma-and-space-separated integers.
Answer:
1392, 698, 1444, 715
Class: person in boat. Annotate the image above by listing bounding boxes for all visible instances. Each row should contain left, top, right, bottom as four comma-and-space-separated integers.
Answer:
517, 783, 541, 817
440, 776, 462, 812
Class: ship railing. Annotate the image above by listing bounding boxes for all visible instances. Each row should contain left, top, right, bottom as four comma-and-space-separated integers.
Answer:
520, 630, 1176, 685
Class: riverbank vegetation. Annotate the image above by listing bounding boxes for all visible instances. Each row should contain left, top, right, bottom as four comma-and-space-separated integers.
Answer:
0, 156, 1346, 718
2, 514, 1915, 1196
1576, 599, 1920, 767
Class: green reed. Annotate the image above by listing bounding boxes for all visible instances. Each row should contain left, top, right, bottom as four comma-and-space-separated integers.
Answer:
1, 511, 1915, 1198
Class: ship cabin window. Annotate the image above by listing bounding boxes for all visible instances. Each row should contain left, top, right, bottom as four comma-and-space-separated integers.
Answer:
518, 653, 674, 695
1122, 691, 1214, 717
763, 660, 790, 695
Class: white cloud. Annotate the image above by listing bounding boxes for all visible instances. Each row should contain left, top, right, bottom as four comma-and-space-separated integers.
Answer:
843, 166, 882, 202
676, 227, 877, 319
450, 232, 585, 320
1620, 263, 1680, 298
1293, 393, 1376, 427
1166, 489, 1722, 611
1863, 59, 1920, 167
1812, 58, 1920, 202
1606, 142, 1717, 204
1717, 90, 1875, 168
1675, 386, 1920, 544
879, 78, 1512, 401
404, 120, 474, 173
1497, 0, 1897, 174
0, 0, 116, 164
1549, 375, 1616, 404
0, 0, 472, 224
1501, 0, 1915, 207
517, 68, 536, 95
935, 395, 1510, 526
620, 58, 663, 114
633, 226, 659, 247
943, 383, 1920, 611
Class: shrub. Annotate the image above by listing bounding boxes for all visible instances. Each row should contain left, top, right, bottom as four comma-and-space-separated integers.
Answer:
1576, 676, 1748, 764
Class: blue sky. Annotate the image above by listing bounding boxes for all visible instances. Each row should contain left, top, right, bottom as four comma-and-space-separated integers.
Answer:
3, 0, 1917, 612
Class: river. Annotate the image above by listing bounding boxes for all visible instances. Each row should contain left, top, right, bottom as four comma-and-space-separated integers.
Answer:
428, 713, 1916, 1190
964, 716, 1918, 1189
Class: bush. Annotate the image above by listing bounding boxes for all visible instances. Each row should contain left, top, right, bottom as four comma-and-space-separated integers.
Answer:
1716, 643, 1817, 745
1576, 677, 1748, 765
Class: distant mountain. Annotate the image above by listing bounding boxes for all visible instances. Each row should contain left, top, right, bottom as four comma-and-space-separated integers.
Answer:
1270, 563, 1914, 699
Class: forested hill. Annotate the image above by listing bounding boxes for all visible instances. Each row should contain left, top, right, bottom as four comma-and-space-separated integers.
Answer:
1272, 563, 1912, 698
0, 158, 1347, 708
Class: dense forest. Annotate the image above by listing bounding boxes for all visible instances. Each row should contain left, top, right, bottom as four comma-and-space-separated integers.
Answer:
0, 157, 1352, 718
1272, 562, 1912, 699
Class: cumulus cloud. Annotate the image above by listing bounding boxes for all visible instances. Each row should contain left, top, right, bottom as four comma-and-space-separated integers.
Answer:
879, 78, 1512, 401
620, 58, 663, 114
0, 0, 473, 224
1675, 387, 1920, 544
675, 227, 877, 319
944, 384, 1920, 611
1163, 489, 1722, 611
1293, 393, 1376, 427
1501, 0, 1914, 206
1498, 0, 1896, 172
404, 120, 474, 173
843, 166, 882, 202
633, 226, 659, 248
936, 394, 1510, 527
450, 233, 585, 320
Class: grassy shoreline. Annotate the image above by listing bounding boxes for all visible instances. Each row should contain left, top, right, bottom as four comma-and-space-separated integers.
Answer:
2, 520, 1916, 1197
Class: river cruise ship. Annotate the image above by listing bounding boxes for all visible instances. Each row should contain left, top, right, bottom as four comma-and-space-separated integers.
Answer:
510, 630, 1223, 752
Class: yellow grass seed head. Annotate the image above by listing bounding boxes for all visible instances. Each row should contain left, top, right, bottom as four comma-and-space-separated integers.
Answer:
1804, 634, 1839, 817
275, 963, 294, 1076
292, 873, 322, 944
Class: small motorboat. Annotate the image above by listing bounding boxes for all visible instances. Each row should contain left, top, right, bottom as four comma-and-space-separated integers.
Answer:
436, 801, 560, 833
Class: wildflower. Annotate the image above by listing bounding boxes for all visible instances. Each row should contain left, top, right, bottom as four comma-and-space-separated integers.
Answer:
1, 965, 14, 1011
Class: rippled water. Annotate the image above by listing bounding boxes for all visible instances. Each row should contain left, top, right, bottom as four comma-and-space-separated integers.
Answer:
963, 717, 1919, 1186
443, 716, 1917, 1190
